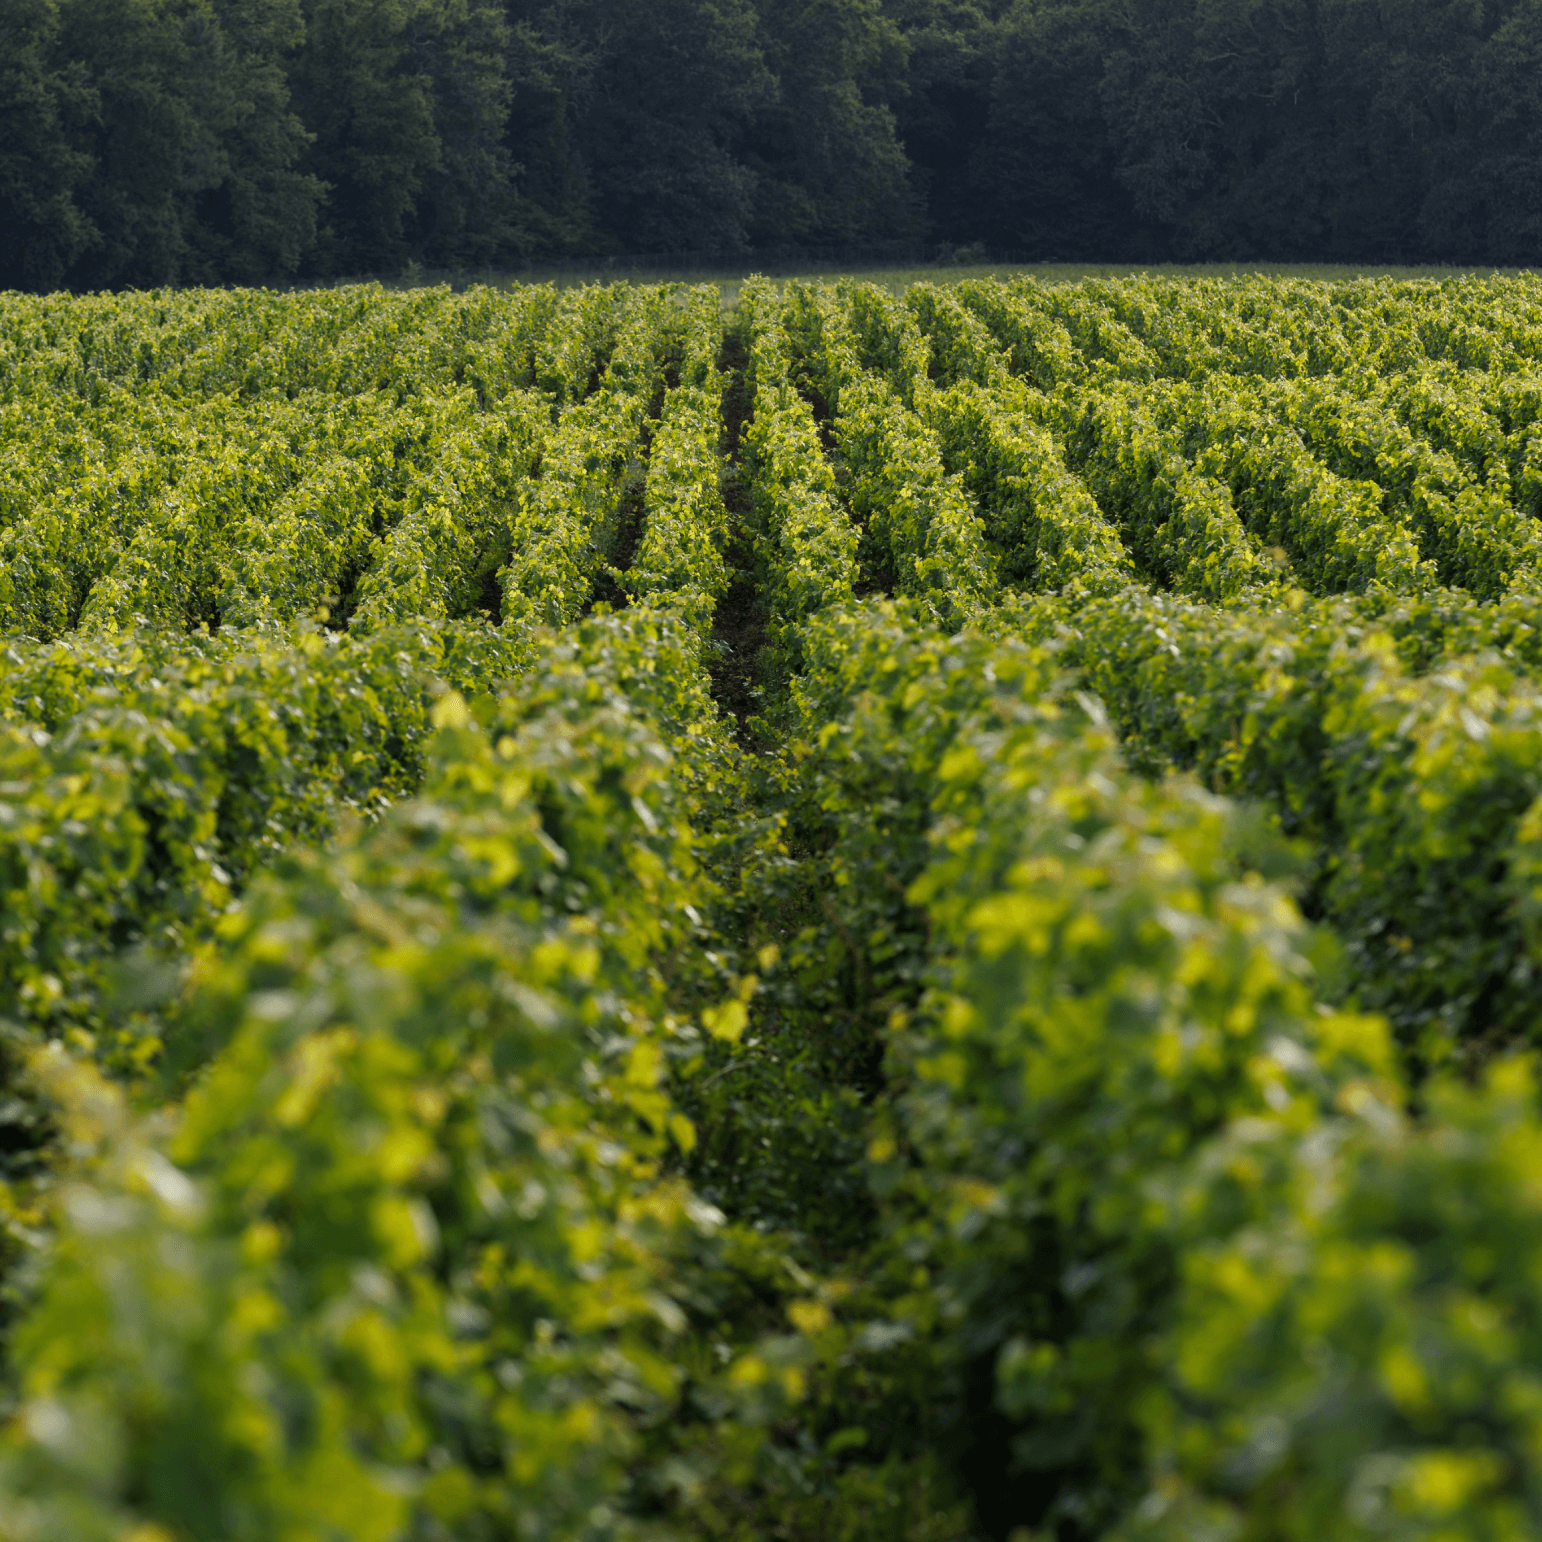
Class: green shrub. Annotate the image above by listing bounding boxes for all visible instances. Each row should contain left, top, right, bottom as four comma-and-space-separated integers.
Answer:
1119, 1060, 1542, 1542
0, 610, 781, 1542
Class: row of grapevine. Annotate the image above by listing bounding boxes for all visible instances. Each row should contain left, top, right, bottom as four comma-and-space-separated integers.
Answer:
1179, 382, 1434, 593
980, 584, 1542, 1061
676, 595, 1542, 1539
980, 272, 1542, 382
1252, 374, 1542, 596
623, 288, 734, 641
839, 286, 1140, 596
738, 277, 859, 677
0, 285, 734, 640
0, 282, 559, 405
813, 605, 1396, 1534
0, 279, 747, 1085
885, 276, 1542, 600
910, 296, 1437, 595
0, 620, 543, 1059
0, 607, 812, 1542
673, 596, 1542, 1540
838, 279, 1476, 600
1054, 381, 1271, 598
930, 379, 1134, 594
695, 282, 1542, 1533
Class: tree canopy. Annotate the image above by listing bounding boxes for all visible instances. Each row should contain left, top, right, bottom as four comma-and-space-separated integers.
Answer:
5, 0, 1542, 289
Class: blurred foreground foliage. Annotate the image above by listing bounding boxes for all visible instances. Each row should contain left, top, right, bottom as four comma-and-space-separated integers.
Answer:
5, 602, 1542, 1542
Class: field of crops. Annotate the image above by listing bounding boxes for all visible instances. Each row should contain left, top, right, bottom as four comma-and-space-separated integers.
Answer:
4, 272, 1542, 1540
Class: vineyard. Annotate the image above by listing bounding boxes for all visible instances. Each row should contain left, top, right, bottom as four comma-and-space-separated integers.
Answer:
4, 272, 1542, 1540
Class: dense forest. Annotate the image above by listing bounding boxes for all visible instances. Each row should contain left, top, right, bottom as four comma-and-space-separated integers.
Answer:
6, 0, 1542, 291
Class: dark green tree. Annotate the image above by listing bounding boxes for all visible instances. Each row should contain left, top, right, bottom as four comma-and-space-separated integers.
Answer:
289, 0, 444, 273
1312, 0, 1474, 260
0, 0, 98, 291
970, 0, 1523, 263
1181, 0, 1337, 260
54, 0, 321, 288
1480, 0, 1542, 264
573, 0, 772, 252
503, 0, 917, 256
498, 5, 601, 255
974, 0, 1143, 257
189, 0, 325, 283
401, 0, 516, 266
55, 0, 209, 286
1098, 0, 1338, 260
883, 0, 1002, 243
744, 0, 921, 246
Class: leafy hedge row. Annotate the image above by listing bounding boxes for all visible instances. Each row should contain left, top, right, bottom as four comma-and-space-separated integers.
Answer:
903, 274, 1542, 601
738, 278, 859, 679
0, 380, 516, 638
688, 599, 1542, 1541
901, 285, 1446, 598
1252, 374, 1542, 598
0, 609, 802, 1542
677, 599, 1542, 1541
0, 621, 541, 1059
1178, 381, 1434, 595
624, 290, 733, 641
972, 274, 1542, 384
840, 285, 1142, 602
846, 286, 1255, 603
0, 284, 732, 642
0, 284, 560, 406
929, 380, 1133, 596
979, 586, 1542, 1064
1055, 382, 1270, 599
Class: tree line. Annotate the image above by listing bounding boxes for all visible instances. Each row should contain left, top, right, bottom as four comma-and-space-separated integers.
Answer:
5, 0, 1542, 293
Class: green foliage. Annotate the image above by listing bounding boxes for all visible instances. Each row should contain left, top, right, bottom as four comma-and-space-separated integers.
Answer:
837, 378, 996, 627
15, 274, 1542, 1542
287, 0, 448, 275
956, 279, 1084, 392
741, 0, 917, 246
0, 283, 712, 638
27, 0, 1542, 286
0, 0, 96, 291
739, 276, 859, 678
1068, 377, 1431, 596
928, 376, 1144, 597
1249, 373, 1542, 599
625, 291, 733, 641
1118, 1060, 1542, 1542
346, 388, 549, 630
778, 282, 997, 626
902, 284, 1009, 391
0, 611, 747, 1542
501, 288, 668, 619
1005, 586, 1542, 1063
54, 0, 322, 287
0, 620, 538, 1058
1054, 382, 1274, 599
678, 598, 1392, 1537
876, 658, 1393, 1537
